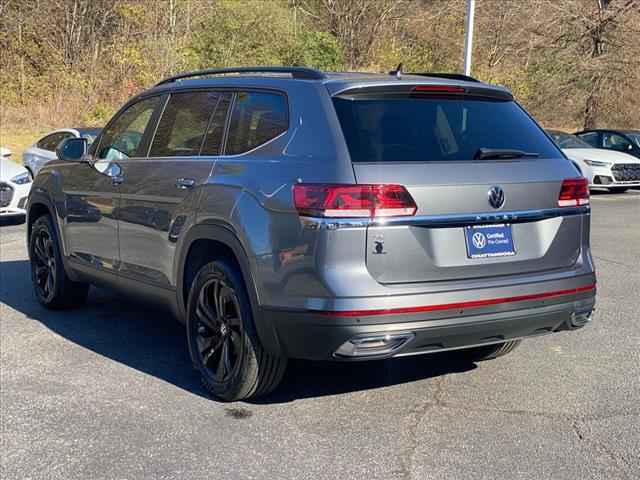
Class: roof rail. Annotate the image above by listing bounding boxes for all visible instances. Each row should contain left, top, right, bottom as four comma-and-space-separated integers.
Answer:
155, 66, 326, 86
409, 72, 480, 83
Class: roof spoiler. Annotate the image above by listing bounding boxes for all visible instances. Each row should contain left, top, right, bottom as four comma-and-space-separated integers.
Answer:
155, 67, 326, 86
410, 72, 480, 83
387, 64, 479, 83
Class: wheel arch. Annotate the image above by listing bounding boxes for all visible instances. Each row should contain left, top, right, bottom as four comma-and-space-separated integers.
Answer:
176, 222, 283, 357
26, 193, 81, 282
27, 201, 51, 240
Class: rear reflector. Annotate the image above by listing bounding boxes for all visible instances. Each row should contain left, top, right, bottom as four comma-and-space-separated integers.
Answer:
293, 184, 417, 218
412, 85, 465, 94
312, 283, 596, 317
558, 177, 590, 207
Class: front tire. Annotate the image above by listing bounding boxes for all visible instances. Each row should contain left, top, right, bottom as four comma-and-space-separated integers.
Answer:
29, 214, 89, 309
455, 340, 521, 363
608, 187, 628, 193
186, 260, 287, 401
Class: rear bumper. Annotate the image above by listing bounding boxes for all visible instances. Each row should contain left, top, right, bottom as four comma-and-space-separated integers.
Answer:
260, 280, 596, 361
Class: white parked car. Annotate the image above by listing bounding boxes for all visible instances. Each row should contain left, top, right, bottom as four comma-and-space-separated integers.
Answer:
548, 130, 640, 193
0, 148, 32, 218
23, 127, 101, 178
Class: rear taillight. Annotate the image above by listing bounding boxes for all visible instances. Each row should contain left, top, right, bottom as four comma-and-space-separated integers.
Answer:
293, 184, 417, 218
558, 178, 590, 207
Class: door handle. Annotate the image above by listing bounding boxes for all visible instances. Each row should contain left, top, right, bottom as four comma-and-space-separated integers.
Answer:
176, 178, 195, 190
112, 175, 124, 186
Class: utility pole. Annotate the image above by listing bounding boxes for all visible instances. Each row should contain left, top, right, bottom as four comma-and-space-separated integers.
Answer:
463, 0, 476, 76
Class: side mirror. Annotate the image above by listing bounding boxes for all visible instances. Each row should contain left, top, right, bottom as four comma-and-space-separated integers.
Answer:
57, 137, 88, 162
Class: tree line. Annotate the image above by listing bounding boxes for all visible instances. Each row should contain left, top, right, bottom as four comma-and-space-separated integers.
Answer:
1, 0, 639, 131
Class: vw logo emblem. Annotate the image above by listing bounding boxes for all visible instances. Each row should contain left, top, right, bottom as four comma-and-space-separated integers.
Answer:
472, 232, 487, 249
488, 186, 505, 209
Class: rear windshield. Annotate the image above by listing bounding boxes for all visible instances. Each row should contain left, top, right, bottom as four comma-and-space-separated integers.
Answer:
332, 96, 561, 162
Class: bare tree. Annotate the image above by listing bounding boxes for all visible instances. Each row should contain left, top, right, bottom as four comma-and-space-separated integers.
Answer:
299, 0, 406, 68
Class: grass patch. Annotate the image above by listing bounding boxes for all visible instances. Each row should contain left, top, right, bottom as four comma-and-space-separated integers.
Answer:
0, 128, 48, 164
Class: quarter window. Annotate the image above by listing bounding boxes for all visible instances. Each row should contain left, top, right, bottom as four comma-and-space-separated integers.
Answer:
38, 132, 74, 152
97, 96, 160, 160
225, 92, 288, 155
150, 91, 221, 157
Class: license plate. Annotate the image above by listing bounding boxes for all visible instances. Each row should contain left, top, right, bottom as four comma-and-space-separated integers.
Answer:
465, 224, 516, 259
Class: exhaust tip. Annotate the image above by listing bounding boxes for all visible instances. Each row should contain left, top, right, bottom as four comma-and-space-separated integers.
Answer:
570, 309, 593, 328
334, 332, 415, 358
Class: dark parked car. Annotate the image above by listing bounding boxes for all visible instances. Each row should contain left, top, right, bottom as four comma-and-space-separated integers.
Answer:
575, 129, 640, 159
27, 67, 596, 401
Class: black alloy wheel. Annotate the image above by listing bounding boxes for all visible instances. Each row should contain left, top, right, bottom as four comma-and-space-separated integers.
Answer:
31, 227, 57, 303
186, 260, 287, 401
32, 230, 56, 302
193, 276, 244, 383
29, 214, 89, 309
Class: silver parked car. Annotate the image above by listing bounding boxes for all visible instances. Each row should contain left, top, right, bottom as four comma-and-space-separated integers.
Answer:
27, 67, 596, 401
23, 128, 101, 178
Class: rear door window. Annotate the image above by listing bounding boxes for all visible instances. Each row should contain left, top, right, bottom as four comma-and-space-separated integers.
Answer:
225, 91, 288, 155
150, 91, 221, 157
332, 96, 561, 162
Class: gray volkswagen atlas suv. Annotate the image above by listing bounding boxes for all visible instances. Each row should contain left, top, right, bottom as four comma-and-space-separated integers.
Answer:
27, 67, 596, 401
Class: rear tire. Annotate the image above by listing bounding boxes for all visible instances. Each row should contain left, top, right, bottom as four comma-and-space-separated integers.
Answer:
29, 214, 89, 309
608, 187, 628, 193
456, 340, 521, 362
186, 260, 287, 401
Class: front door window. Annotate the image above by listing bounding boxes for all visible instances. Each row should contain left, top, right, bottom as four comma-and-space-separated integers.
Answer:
96, 97, 161, 162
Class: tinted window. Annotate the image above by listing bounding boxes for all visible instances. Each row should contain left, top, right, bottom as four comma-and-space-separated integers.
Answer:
332, 97, 561, 162
225, 92, 288, 155
97, 96, 160, 160
548, 131, 591, 149
603, 132, 633, 152
626, 133, 640, 148
37, 134, 55, 150
38, 132, 73, 152
150, 91, 220, 157
79, 130, 101, 145
202, 94, 232, 156
577, 132, 599, 147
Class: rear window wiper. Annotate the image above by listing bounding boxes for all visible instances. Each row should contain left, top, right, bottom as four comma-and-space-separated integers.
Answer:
473, 148, 540, 160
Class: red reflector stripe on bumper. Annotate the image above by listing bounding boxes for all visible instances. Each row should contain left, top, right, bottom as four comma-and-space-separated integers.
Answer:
313, 283, 596, 317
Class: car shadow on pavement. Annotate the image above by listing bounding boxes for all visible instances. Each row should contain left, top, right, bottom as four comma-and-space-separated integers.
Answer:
255, 353, 476, 404
0, 259, 477, 403
0, 215, 26, 227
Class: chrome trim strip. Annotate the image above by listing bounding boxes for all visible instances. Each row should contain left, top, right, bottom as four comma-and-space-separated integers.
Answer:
300, 206, 590, 230
394, 334, 545, 358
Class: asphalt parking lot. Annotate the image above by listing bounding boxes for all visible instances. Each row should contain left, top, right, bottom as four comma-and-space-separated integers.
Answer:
1, 191, 639, 480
